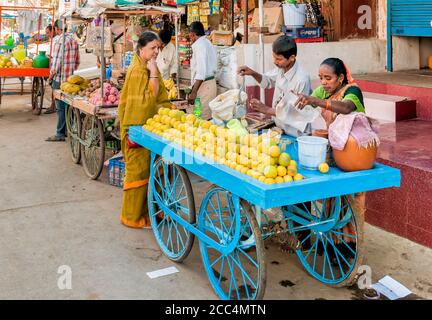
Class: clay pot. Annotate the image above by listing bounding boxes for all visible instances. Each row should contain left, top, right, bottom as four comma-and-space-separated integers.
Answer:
312, 129, 329, 139
333, 135, 377, 171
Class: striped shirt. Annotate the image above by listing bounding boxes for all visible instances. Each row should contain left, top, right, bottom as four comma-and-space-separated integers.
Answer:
50, 33, 80, 83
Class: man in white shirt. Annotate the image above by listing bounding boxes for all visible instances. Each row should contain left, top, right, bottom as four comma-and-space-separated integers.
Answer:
156, 28, 178, 81
238, 35, 318, 137
188, 21, 217, 120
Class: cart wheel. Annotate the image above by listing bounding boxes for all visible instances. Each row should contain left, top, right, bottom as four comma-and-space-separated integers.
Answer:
198, 185, 266, 300
66, 106, 82, 164
285, 195, 364, 287
148, 157, 196, 262
31, 77, 44, 115
80, 115, 105, 180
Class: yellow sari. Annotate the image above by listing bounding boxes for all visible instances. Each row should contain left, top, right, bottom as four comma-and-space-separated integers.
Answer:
118, 54, 172, 228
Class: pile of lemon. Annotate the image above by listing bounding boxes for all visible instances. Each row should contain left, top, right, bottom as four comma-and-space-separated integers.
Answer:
0, 56, 13, 68
143, 107, 305, 185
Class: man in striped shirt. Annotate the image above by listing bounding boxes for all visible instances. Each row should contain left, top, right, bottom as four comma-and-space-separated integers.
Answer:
46, 20, 80, 142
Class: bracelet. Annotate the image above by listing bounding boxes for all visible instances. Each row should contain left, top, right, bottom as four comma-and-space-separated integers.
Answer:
326, 99, 332, 111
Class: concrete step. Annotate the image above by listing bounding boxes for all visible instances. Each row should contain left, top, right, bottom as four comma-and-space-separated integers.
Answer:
363, 92, 417, 123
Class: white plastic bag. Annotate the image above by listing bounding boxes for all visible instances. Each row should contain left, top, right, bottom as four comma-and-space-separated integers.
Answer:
209, 89, 247, 122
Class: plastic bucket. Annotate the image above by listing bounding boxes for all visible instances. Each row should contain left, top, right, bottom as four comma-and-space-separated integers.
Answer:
297, 136, 328, 170
282, 4, 306, 28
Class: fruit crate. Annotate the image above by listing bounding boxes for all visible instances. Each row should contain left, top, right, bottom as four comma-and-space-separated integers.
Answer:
108, 157, 125, 188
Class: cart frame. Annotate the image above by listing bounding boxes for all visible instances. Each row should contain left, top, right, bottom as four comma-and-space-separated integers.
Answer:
0, 5, 55, 115
129, 125, 401, 300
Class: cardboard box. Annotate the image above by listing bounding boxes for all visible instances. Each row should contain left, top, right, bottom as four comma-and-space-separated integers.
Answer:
114, 42, 134, 54
247, 32, 283, 44
248, 0, 256, 11
211, 31, 234, 46
251, 7, 284, 34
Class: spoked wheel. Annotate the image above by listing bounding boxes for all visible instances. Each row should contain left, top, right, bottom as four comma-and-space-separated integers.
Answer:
66, 107, 82, 164
198, 185, 266, 300
31, 77, 44, 115
148, 157, 196, 262
285, 195, 364, 287
80, 115, 105, 180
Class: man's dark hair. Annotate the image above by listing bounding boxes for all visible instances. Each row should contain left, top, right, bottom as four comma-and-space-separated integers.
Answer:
159, 29, 172, 45
54, 19, 67, 32
272, 35, 297, 59
190, 21, 205, 36
46, 25, 53, 32
136, 31, 160, 53
321, 58, 349, 85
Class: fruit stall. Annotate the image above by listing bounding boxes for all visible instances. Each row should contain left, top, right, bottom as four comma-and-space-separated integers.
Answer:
54, 5, 183, 180
0, 5, 55, 115
127, 108, 401, 300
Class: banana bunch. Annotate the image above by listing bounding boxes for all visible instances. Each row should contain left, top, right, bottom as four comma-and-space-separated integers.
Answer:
61, 75, 89, 95
60, 82, 81, 94
163, 78, 178, 100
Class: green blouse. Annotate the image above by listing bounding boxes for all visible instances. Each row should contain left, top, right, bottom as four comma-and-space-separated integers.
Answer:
311, 85, 365, 113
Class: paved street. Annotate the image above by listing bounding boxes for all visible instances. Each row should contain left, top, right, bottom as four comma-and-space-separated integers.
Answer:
0, 54, 431, 300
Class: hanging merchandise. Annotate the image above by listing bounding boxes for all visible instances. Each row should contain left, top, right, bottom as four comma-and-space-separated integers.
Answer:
177, 0, 199, 5
187, 4, 200, 26
211, 0, 221, 15
17, 10, 40, 38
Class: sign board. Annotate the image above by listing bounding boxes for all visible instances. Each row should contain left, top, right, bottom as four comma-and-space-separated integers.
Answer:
59, 0, 77, 16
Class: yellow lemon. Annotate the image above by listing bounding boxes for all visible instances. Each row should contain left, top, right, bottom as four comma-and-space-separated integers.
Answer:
201, 120, 212, 129
277, 166, 287, 177
294, 173, 304, 181
318, 163, 330, 173
284, 175, 293, 183
185, 114, 196, 123
269, 145, 281, 158
275, 176, 284, 183
263, 165, 278, 179
264, 178, 275, 185
278, 152, 291, 167
290, 160, 297, 167
258, 176, 266, 183
287, 165, 297, 177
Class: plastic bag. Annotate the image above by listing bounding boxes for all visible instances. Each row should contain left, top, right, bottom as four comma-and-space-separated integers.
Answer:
209, 89, 247, 122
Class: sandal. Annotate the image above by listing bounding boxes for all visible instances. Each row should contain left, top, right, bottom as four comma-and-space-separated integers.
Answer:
44, 108, 56, 114
45, 135, 65, 142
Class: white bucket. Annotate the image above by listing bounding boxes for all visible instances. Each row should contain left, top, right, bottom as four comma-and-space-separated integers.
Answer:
297, 136, 328, 170
282, 4, 307, 28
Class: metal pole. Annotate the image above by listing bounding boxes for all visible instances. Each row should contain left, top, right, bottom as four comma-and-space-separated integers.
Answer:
243, 0, 248, 43
61, 18, 66, 84
100, 15, 105, 103
258, 0, 265, 103
123, 15, 127, 72
175, 14, 180, 99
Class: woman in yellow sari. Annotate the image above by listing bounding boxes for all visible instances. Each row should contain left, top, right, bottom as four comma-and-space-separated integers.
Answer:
118, 31, 172, 228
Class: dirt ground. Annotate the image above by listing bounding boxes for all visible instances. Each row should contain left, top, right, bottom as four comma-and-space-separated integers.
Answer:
0, 52, 431, 300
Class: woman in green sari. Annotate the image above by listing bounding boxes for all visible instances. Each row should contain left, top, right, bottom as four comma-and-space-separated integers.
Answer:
293, 57, 364, 128
293, 58, 368, 257
118, 32, 172, 228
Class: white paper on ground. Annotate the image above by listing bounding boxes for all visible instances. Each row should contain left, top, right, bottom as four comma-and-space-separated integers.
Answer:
371, 275, 412, 300
146, 266, 179, 279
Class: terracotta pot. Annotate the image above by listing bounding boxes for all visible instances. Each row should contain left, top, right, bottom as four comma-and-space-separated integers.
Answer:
333, 135, 377, 171
312, 129, 329, 139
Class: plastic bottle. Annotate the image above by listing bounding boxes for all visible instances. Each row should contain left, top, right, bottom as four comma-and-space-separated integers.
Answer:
193, 97, 202, 119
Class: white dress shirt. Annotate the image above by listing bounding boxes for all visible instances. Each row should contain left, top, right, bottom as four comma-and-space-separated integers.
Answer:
260, 61, 319, 135
191, 36, 217, 83
156, 42, 178, 81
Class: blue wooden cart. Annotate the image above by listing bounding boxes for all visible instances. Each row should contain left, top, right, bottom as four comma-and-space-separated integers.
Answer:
129, 125, 401, 300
